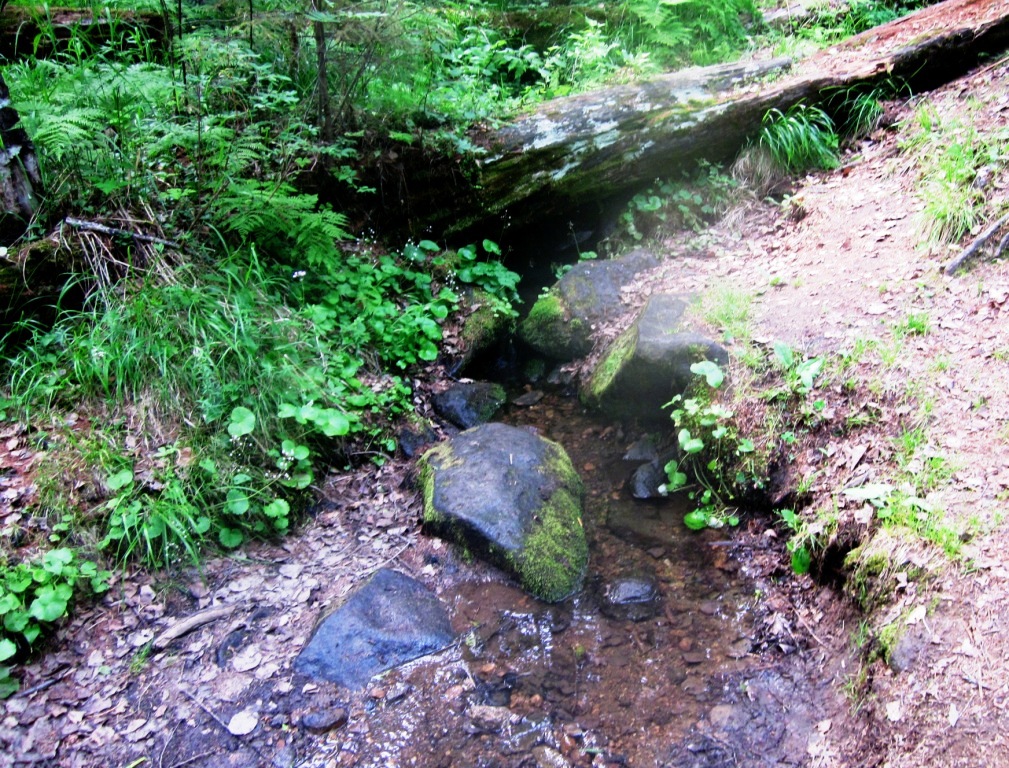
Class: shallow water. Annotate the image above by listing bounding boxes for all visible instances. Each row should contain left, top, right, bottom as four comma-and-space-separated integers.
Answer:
314, 395, 840, 767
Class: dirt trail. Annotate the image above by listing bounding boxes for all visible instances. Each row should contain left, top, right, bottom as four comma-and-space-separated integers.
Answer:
640, 53, 1009, 766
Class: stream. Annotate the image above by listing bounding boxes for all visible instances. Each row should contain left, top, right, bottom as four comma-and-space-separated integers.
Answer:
310, 391, 854, 767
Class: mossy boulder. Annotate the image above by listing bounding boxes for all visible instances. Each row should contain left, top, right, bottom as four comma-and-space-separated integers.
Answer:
518, 248, 660, 360
582, 293, 727, 424
418, 423, 587, 602
457, 288, 512, 366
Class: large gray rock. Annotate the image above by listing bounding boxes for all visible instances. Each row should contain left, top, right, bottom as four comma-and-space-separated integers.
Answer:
518, 249, 660, 360
581, 293, 727, 424
294, 569, 454, 689
418, 423, 587, 602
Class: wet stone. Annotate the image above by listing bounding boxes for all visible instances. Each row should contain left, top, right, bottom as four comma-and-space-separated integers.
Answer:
271, 746, 297, 768
598, 572, 661, 622
699, 600, 720, 615
519, 248, 661, 361
533, 745, 572, 768
293, 569, 454, 690
726, 638, 752, 659
513, 389, 545, 407
581, 293, 728, 425
507, 712, 555, 753
623, 435, 659, 462
432, 381, 506, 429
630, 460, 667, 500
467, 704, 512, 732
397, 424, 437, 458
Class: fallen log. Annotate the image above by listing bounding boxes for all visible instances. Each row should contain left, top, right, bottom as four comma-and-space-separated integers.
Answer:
448, 0, 1009, 237
0, 6, 168, 61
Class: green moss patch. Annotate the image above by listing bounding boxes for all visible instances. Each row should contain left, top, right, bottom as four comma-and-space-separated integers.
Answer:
512, 442, 588, 602
582, 326, 637, 407
518, 291, 578, 358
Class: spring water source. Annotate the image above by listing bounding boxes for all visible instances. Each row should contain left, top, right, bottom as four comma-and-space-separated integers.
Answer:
311, 393, 847, 767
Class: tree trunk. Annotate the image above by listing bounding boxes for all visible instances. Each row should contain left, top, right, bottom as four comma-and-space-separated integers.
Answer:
451, 0, 1009, 236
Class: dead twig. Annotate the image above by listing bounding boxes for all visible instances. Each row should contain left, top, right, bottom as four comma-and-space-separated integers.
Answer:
181, 690, 232, 733
63, 216, 181, 250
152, 604, 238, 651
14, 666, 72, 698
944, 212, 1009, 275
158, 722, 181, 768
166, 751, 214, 768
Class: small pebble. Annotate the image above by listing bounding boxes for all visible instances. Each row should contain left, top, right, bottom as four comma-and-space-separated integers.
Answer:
301, 707, 348, 734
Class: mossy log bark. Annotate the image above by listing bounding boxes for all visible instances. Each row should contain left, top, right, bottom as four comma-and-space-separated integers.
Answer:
0, 72, 41, 248
452, 0, 1009, 235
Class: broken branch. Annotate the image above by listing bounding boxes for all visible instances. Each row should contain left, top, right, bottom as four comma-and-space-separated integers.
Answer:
152, 604, 237, 651
944, 212, 1009, 275
63, 216, 181, 250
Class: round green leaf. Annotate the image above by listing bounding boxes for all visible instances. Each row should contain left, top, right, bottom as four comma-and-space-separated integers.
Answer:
106, 469, 134, 492
3, 610, 28, 633
681, 436, 705, 454
0, 638, 16, 663
219, 528, 244, 549
28, 585, 72, 623
226, 489, 250, 516
263, 499, 290, 519
667, 471, 688, 489
418, 340, 439, 362
689, 360, 724, 388
227, 407, 256, 438
320, 411, 350, 437
683, 510, 710, 531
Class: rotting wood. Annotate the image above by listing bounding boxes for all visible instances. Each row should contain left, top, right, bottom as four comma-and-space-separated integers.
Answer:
445, 0, 1009, 237
0, 72, 41, 247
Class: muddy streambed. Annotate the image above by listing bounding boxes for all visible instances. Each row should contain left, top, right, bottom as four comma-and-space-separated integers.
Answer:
307, 394, 856, 768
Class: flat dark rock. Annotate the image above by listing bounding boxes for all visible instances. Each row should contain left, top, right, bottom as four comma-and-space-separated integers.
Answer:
432, 381, 506, 429
599, 572, 661, 622
294, 569, 454, 690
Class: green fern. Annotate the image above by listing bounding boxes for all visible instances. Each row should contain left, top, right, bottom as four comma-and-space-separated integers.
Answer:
211, 180, 349, 269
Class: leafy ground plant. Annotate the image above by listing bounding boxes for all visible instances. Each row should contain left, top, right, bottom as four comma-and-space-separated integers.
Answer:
0, 548, 109, 697
661, 360, 764, 529
619, 162, 737, 243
